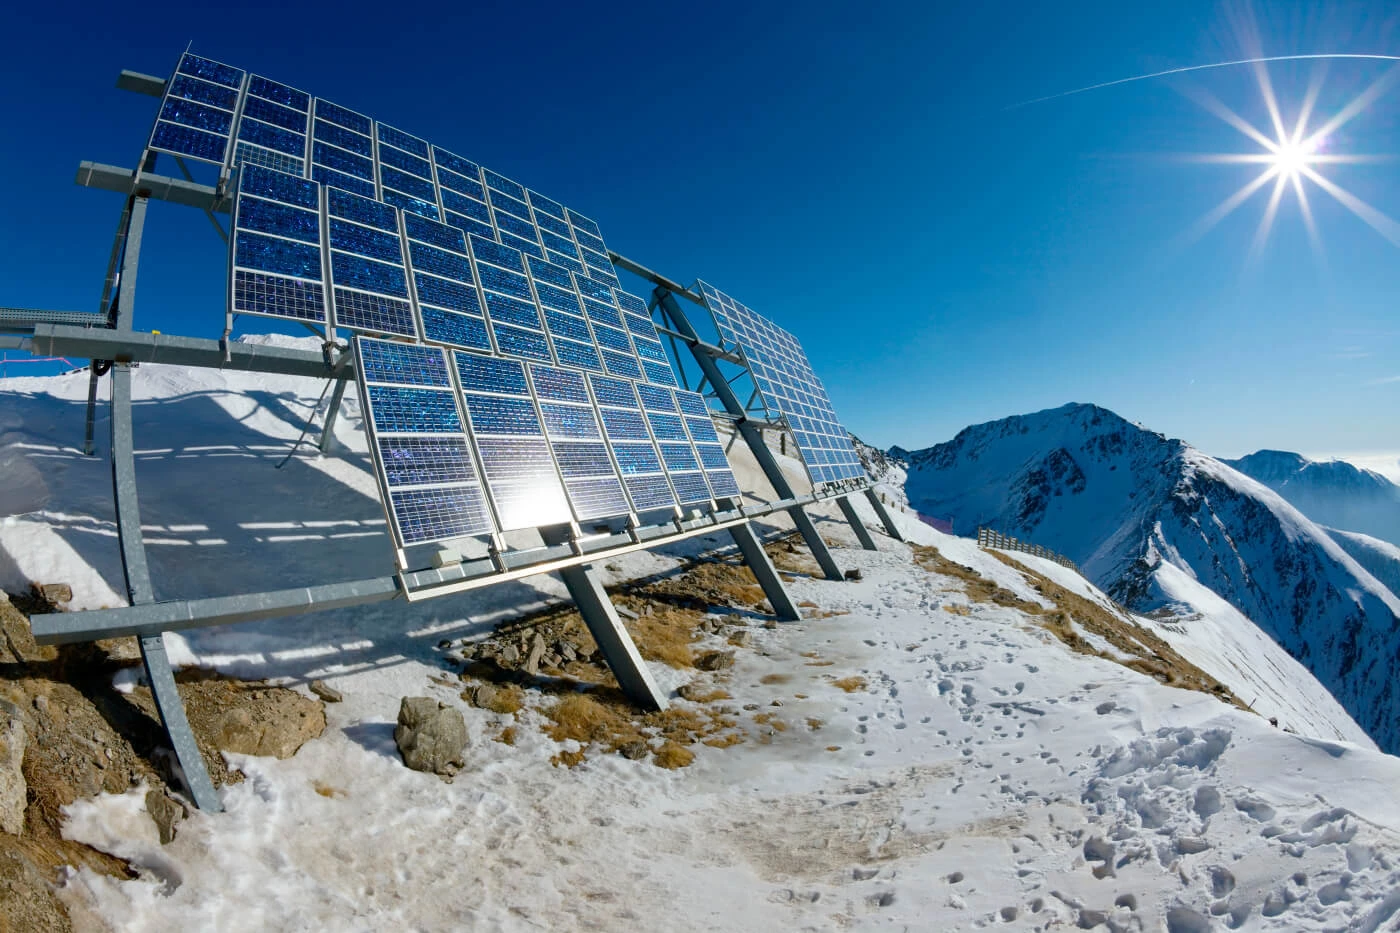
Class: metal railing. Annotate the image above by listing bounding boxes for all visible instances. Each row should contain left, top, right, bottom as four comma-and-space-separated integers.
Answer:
977, 527, 1079, 572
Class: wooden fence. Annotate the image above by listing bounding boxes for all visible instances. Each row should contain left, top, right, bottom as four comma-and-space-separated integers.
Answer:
976, 528, 1080, 572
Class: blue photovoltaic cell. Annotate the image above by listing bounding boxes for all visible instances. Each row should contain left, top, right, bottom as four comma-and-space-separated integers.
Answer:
493, 325, 552, 361
329, 219, 403, 263
408, 242, 470, 280
156, 97, 233, 133
463, 395, 541, 435
315, 118, 373, 156
636, 384, 675, 412
642, 361, 678, 387
600, 407, 649, 440
151, 122, 227, 162
580, 297, 622, 330
331, 253, 408, 296
540, 403, 600, 438
674, 392, 710, 417
539, 230, 579, 258
484, 170, 526, 201
500, 232, 544, 260
566, 209, 601, 238
328, 187, 398, 232
235, 231, 321, 279
542, 309, 590, 341
433, 147, 479, 179
365, 385, 462, 432
314, 141, 374, 178
390, 486, 492, 545
470, 237, 524, 273
237, 119, 303, 157
358, 340, 451, 386
574, 277, 612, 302
695, 444, 730, 470
241, 95, 305, 132
589, 376, 637, 409
404, 213, 466, 253
534, 211, 572, 238
169, 75, 238, 109
421, 306, 491, 350
414, 274, 480, 314
660, 443, 699, 472
472, 437, 571, 530
455, 353, 528, 394
496, 212, 540, 244
249, 75, 309, 111
685, 417, 721, 444
573, 228, 606, 254
442, 189, 490, 221
645, 412, 687, 441
333, 289, 417, 337
383, 190, 440, 220
179, 53, 241, 88
593, 325, 634, 354
706, 470, 742, 499
547, 251, 587, 276
671, 471, 712, 504
477, 264, 532, 300
316, 99, 372, 135
490, 190, 532, 221
378, 123, 429, 159
527, 190, 565, 219
382, 165, 436, 202
237, 197, 318, 242
601, 351, 643, 381
612, 444, 662, 474
313, 166, 376, 199
233, 271, 325, 322
530, 365, 589, 402
378, 436, 476, 485
484, 293, 542, 329
553, 339, 602, 372
438, 169, 485, 202
534, 283, 582, 316
551, 441, 615, 477
634, 338, 668, 363
565, 477, 632, 520
625, 475, 676, 510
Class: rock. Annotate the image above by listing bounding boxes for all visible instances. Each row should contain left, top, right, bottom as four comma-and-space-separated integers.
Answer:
458, 643, 478, 660
309, 680, 343, 703
677, 683, 710, 701
145, 788, 187, 844
0, 699, 26, 834
763, 620, 779, 630
695, 651, 735, 672
728, 631, 753, 648
212, 693, 325, 759
394, 697, 467, 776
0, 596, 52, 664
500, 645, 520, 666
725, 614, 745, 626
616, 605, 640, 621
469, 684, 500, 710
524, 633, 546, 675
618, 740, 649, 760
29, 582, 72, 606
556, 641, 577, 662
541, 653, 561, 670
844, 569, 863, 581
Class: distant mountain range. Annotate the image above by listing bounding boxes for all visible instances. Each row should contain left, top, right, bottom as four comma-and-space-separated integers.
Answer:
1223, 450, 1400, 548
893, 403, 1400, 753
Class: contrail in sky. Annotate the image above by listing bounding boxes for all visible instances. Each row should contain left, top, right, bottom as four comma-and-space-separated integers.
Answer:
1009, 53, 1400, 109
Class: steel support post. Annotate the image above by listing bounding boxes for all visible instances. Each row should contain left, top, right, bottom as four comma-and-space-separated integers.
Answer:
319, 375, 349, 453
726, 521, 801, 621
83, 364, 100, 455
108, 194, 223, 812
653, 289, 844, 582
864, 487, 905, 542
836, 495, 878, 551
539, 528, 667, 711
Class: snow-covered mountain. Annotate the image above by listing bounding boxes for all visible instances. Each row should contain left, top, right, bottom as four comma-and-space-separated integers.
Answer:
850, 434, 908, 510
1326, 527, 1400, 600
897, 403, 1400, 753
1224, 449, 1400, 547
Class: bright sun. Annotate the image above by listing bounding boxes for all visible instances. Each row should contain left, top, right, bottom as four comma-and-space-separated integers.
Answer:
1190, 61, 1400, 253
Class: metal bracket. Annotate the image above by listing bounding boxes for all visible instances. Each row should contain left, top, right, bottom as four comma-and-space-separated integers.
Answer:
864, 487, 905, 542
836, 495, 878, 551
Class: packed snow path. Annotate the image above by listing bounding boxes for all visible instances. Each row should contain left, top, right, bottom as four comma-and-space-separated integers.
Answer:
60, 541, 1400, 932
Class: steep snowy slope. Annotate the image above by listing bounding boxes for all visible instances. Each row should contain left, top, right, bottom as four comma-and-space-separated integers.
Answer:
897, 403, 1400, 753
1327, 527, 1400, 600
1225, 449, 1400, 547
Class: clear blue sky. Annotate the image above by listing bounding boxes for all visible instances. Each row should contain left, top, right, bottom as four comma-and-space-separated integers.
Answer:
1, 0, 1397, 461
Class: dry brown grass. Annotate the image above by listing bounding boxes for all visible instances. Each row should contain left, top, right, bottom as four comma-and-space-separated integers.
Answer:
908, 544, 1246, 711
753, 711, 788, 732
759, 673, 792, 685
653, 742, 696, 769
312, 781, 346, 799
831, 676, 868, 693
541, 689, 742, 769
681, 686, 732, 703
495, 726, 518, 746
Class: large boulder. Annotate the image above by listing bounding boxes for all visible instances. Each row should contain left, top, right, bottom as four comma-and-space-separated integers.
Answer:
394, 697, 467, 776
0, 700, 25, 835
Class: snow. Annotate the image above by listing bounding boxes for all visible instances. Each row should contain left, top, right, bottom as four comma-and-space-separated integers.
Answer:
4, 352, 1400, 931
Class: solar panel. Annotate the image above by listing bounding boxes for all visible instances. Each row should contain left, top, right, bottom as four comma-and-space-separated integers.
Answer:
588, 374, 679, 514
637, 384, 712, 507
402, 212, 492, 353
149, 53, 245, 166
575, 277, 647, 382
354, 337, 493, 553
326, 187, 419, 339
673, 388, 743, 500
311, 99, 377, 199
377, 123, 441, 221
232, 76, 310, 176
469, 236, 555, 363
566, 208, 621, 289
527, 255, 605, 373
528, 363, 632, 521
454, 352, 572, 531
613, 289, 679, 387
229, 165, 328, 325
696, 281, 867, 490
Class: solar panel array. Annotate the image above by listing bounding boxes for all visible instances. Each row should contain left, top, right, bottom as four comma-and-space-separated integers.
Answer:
696, 281, 867, 489
151, 51, 624, 291
356, 336, 743, 560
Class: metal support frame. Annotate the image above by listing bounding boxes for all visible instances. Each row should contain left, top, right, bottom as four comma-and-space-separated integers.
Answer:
836, 495, 878, 551
319, 375, 349, 453
726, 521, 801, 620
106, 193, 222, 811
538, 527, 667, 710
864, 487, 905, 542
652, 289, 845, 581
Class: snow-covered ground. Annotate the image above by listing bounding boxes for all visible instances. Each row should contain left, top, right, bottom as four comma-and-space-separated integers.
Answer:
3, 346, 1400, 931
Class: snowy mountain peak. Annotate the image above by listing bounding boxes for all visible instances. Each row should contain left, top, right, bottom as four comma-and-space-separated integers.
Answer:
899, 406, 1400, 753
